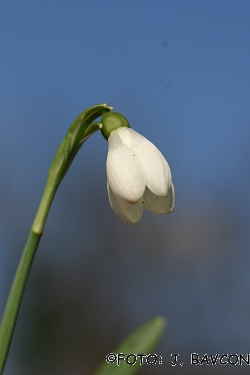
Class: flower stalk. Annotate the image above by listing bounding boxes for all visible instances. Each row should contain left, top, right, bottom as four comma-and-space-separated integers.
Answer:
0, 103, 113, 375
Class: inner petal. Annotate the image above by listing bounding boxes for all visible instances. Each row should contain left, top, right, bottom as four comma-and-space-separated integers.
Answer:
143, 185, 175, 214
107, 182, 144, 225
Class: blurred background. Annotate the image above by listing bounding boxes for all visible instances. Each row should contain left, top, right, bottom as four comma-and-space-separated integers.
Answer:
1, 1, 250, 374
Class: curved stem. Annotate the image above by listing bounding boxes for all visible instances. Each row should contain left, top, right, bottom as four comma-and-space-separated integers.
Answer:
0, 103, 113, 374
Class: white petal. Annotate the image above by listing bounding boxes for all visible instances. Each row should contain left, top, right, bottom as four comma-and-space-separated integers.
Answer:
126, 128, 172, 197
107, 128, 146, 204
107, 182, 143, 225
143, 183, 175, 214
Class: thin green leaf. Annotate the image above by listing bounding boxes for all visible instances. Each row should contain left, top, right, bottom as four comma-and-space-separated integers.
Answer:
93, 316, 166, 375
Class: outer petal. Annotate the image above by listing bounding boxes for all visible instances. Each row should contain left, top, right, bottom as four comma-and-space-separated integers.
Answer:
107, 182, 143, 225
127, 129, 172, 197
107, 128, 146, 204
143, 183, 175, 214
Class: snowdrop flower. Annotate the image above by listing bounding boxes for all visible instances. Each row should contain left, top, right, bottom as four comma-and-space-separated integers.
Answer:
101, 112, 175, 225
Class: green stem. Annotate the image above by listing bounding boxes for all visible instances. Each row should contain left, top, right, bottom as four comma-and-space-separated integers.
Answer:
0, 103, 112, 374
0, 177, 57, 374
0, 231, 41, 374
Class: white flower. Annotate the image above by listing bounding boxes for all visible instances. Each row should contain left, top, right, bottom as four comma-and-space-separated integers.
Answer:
106, 127, 175, 225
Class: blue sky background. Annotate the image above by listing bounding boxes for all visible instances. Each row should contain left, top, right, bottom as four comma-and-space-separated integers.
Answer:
1, 1, 250, 374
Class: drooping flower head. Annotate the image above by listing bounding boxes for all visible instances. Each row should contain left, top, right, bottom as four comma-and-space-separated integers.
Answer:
101, 112, 175, 225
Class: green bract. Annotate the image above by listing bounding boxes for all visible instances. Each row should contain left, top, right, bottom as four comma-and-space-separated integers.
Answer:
32, 103, 113, 235
101, 112, 130, 140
